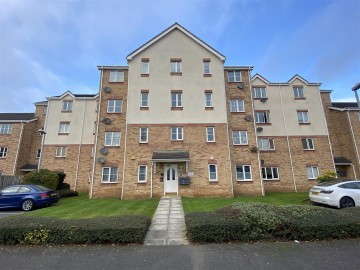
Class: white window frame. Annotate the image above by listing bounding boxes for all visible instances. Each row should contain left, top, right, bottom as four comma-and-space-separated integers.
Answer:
0, 147, 8, 158
107, 99, 122, 113
252, 87, 267, 98
262, 167, 279, 180
141, 60, 149, 75
307, 166, 319, 179
230, 99, 244, 112
297, 111, 309, 123
208, 164, 218, 181
171, 93, 182, 107
62, 101, 73, 112
258, 138, 275, 150
302, 138, 315, 150
206, 127, 215, 142
141, 92, 149, 107
205, 93, 213, 107
139, 128, 148, 143
138, 165, 147, 183
36, 149, 41, 158
293, 87, 304, 98
203, 61, 211, 74
105, 132, 121, 146
232, 131, 248, 145
0, 124, 12, 134
102, 167, 118, 183
170, 61, 182, 73
109, 70, 124, 82
236, 165, 252, 181
227, 71, 241, 82
171, 127, 183, 141
55, 147, 67, 157
255, 111, 271, 123
58, 123, 70, 133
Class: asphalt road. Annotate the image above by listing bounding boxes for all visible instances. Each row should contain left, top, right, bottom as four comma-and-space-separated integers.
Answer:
0, 210, 23, 218
0, 239, 359, 270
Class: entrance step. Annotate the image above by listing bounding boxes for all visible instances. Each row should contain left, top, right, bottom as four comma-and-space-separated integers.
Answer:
144, 196, 189, 246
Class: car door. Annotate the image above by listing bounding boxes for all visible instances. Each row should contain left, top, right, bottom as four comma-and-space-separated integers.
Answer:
0, 186, 21, 208
352, 182, 360, 206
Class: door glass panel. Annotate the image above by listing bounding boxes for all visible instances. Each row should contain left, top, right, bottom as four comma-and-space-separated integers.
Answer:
172, 168, 176, 180
166, 168, 171, 181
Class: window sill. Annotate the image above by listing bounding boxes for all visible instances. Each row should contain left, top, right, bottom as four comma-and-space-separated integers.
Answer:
141, 74, 149, 77
171, 107, 183, 110
58, 133, 69, 135
259, 149, 276, 152
61, 111, 72, 113
233, 144, 249, 147
303, 149, 315, 151
205, 107, 214, 110
308, 178, 317, 180
140, 107, 149, 110
256, 123, 271, 126
236, 180, 253, 183
203, 74, 212, 77
299, 122, 311, 125
0, 134, 11, 136
228, 81, 242, 83
108, 81, 125, 84
139, 142, 148, 144
101, 182, 118, 184
263, 179, 280, 181
171, 140, 184, 143
207, 141, 216, 144
55, 156, 66, 158
137, 182, 147, 185
295, 97, 306, 100
107, 112, 122, 114
253, 97, 268, 100
209, 180, 218, 184
230, 112, 245, 114
104, 146, 121, 148
0, 157, 7, 159
170, 72, 182, 76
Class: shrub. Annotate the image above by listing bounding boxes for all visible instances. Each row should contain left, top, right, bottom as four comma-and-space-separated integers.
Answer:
317, 171, 337, 183
23, 169, 59, 190
56, 172, 67, 190
0, 215, 151, 245
58, 189, 78, 198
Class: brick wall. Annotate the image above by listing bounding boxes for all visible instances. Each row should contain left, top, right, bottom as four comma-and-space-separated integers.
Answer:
0, 123, 22, 175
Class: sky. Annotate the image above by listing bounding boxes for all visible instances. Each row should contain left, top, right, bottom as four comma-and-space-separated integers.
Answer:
0, 0, 359, 113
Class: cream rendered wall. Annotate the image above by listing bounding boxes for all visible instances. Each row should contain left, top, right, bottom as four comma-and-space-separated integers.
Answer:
44, 95, 97, 145
127, 29, 227, 124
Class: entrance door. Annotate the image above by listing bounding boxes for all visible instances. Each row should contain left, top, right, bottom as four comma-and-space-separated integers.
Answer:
164, 164, 178, 194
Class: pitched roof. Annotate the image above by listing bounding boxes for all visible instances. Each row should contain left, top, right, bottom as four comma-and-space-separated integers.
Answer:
126, 23, 226, 62
0, 113, 36, 121
251, 73, 321, 86
47, 91, 98, 100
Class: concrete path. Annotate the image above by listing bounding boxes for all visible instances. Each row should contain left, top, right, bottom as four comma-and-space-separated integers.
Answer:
144, 196, 189, 245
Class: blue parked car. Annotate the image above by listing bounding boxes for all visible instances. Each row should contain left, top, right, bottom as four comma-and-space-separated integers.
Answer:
0, 184, 59, 211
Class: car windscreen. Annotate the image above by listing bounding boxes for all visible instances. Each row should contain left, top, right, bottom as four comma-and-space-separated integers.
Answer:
32, 185, 51, 191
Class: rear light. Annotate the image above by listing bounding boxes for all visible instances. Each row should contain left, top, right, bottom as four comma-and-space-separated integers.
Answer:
40, 193, 50, 198
320, 190, 333, 194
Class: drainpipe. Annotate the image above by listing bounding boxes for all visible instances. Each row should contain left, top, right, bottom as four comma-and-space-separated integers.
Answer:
121, 69, 130, 200
13, 121, 24, 175
350, 164, 358, 180
150, 162, 153, 198
347, 110, 360, 171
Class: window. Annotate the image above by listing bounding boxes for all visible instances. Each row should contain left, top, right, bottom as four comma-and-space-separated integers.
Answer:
105, 132, 121, 146
139, 128, 148, 143
293, 87, 304, 98
56, 147, 67, 157
230, 99, 244, 112
171, 127, 183, 141
36, 149, 41, 158
107, 99, 122, 113
58, 123, 70, 134
0, 186, 19, 193
141, 92, 149, 107
227, 71, 241, 82
0, 147, 8, 158
262, 167, 279, 180
109, 70, 124, 82
307, 166, 319, 179
205, 92, 213, 107
252, 87, 267, 98
297, 111, 309, 123
258, 138, 275, 150
0, 124, 12, 134
138, 165, 147, 182
203, 61, 211, 74
171, 92, 182, 107
62, 101, 73, 112
232, 131, 248, 145
255, 111, 271, 123
302, 138, 314, 150
141, 60, 149, 75
170, 60, 182, 73
208, 164, 218, 181
206, 127, 215, 142
236, 165, 252, 181
102, 167, 118, 183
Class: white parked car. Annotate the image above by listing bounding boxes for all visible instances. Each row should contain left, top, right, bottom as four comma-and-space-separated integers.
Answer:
309, 180, 360, 208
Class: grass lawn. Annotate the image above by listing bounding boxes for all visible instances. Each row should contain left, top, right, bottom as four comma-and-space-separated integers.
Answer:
182, 192, 309, 213
26, 193, 160, 219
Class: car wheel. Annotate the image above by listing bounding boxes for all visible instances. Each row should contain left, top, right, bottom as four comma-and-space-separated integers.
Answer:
22, 199, 35, 211
339, 196, 355, 208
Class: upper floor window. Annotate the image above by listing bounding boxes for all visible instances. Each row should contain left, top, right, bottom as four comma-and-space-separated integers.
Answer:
141, 60, 149, 75
139, 128, 148, 143
236, 165, 252, 181
230, 99, 244, 112
307, 166, 319, 179
255, 111, 271, 123
232, 131, 248, 145
171, 92, 182, 108
105, 132, 121, 146
0, 124, 12, 134
227, 71, 241, 82
0, 147, 8, 158
109, 70, 124, 82
203, 60, 211, 74
62, 101, 73, 112
170, 59, 182, 73
205, 92, 213, 107
293, 87, 304, 98
102, 167, 118, 183
252, 87, 267, 98
206, 127, 215, 142
141, 91, 149, 107
171, 127, 183, 141
297, 111, 309, 123
55, 146, 67, 157
107, 99, 122, 113
262, 167, 279, 180
138, 165, 147, 183
58, 123, 70, 134
258, 138, 275, 150
302, 138, 314, 150
208, 164, 218, 181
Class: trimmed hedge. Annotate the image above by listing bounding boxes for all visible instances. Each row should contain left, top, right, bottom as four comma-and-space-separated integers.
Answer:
186, 202, 360, 243
58, 189, 78, 198
0, 215, 151, 245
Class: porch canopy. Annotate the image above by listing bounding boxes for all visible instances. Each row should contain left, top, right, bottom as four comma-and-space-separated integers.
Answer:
20, 164, 38, 172
334, 156, 352, 165
151, 150, 189, 162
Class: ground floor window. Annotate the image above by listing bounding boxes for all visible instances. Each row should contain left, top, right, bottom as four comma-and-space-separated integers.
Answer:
0, 147, 8, 158
236, 165, 252, 181
306, 166, 319, 179
262, 167, 279, 180
208, 164, 217, 181
102, 167, 118, 183
138, 165, 147, 182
